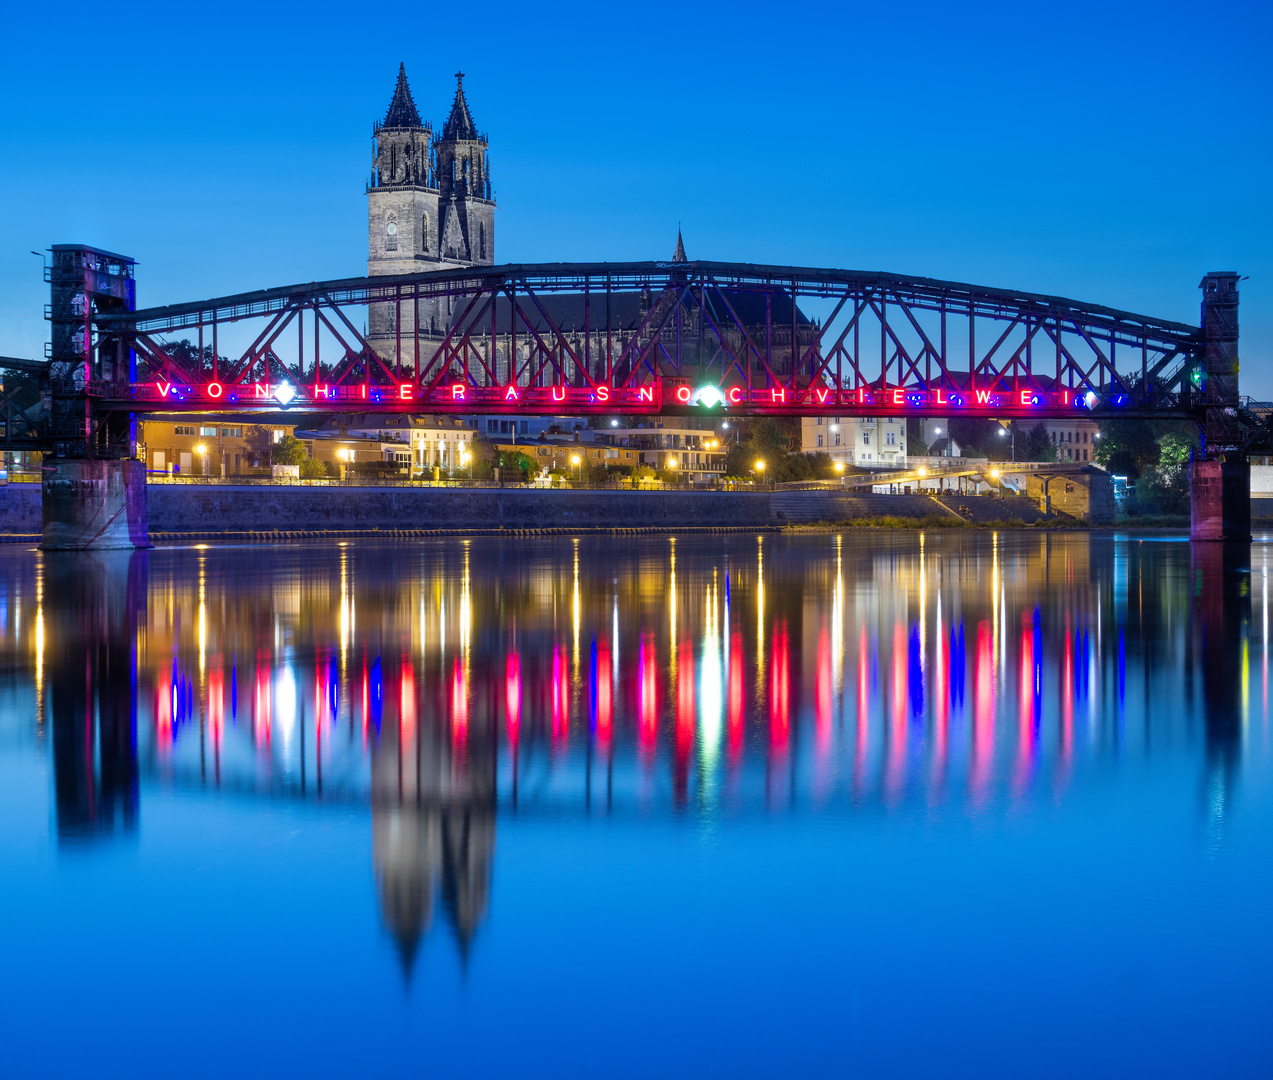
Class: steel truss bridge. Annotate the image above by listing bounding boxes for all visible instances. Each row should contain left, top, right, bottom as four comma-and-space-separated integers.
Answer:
1, 253, 1245, 460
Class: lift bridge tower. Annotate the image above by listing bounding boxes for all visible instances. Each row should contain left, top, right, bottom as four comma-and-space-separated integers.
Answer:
41, 244, 148, 547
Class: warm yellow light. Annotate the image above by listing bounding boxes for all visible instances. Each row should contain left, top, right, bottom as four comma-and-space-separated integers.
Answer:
668, 457, 678, 468
990, 468, 1001, 479
834, 462, 845, 473
918, 467, 927, 476
754, 460, 765, 472
460, 450, 471, 464
195, 443, 207, 455
570, 455, 580, 465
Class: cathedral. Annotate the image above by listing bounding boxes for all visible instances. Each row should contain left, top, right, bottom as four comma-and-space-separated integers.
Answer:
367, 65, 495, 362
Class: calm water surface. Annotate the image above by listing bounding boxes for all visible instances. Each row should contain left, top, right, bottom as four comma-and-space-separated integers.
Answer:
0, 532, 1270, 1077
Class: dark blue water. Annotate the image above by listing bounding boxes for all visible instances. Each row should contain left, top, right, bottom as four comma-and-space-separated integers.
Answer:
0, 532, 1269, 1077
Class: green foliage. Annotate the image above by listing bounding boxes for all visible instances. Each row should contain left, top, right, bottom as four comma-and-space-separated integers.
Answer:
1020, 421, 1057, 462
271, 434, 308, 466
907, 418, 930, 457
299, 458, 332, 479
498, 449, 537, 480
1098, 419, 1198, 514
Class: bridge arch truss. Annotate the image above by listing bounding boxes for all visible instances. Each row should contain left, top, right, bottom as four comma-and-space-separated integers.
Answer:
97, 260, 1205, 422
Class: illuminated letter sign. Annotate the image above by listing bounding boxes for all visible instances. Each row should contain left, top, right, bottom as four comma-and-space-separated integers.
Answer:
676, 386, 692, 404
255, 383, 271, 398
975, 390, 992, 405
814, 388, 830, 405
892, 389, 905, 406
314, 384, 330, 399
1019, 390, 1034, 406
157, 381, 172, 398
770, 388, 786, 403
206, 381, 223, 399
448, 384, 463, 401
596, 385, 610, 402
934, 388, 946, 406
504, 385, 519, 402
728, 387, 743, 404
551, 386, 567, 402
638, 387, 655, 403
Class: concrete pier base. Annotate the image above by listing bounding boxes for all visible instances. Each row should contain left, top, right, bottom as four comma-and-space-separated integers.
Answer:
1190, 458, 1251, 542
42, 460, 149, 550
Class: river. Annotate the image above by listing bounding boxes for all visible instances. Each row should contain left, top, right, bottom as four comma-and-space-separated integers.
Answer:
0, 532, 1268, 1077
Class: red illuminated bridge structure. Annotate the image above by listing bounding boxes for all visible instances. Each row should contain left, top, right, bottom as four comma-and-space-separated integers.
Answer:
3, 247, 1251, 543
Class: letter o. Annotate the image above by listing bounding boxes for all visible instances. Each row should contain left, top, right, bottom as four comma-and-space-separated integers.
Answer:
676, 386, 691, 404
206, 381, 223, 399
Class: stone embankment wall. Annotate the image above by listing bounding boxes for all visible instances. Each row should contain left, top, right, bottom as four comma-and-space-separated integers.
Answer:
0, 485, 772, 534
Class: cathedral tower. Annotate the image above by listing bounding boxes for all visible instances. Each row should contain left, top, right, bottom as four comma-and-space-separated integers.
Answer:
432, 72, 495, 266
367, 65, 495, 367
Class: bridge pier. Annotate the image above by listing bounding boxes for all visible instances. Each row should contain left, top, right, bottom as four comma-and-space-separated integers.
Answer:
42, 459, 149, 550
1190, 457, 1250, 542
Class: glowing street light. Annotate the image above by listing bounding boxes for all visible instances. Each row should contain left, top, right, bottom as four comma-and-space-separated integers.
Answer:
834, 461, 845, 474
195, 443, 208, 477
570, 453, 581, 482
610, 419, 619, 427
460, 448, 472, 479
917, 467, 927, 477
990, 468, 1001, 479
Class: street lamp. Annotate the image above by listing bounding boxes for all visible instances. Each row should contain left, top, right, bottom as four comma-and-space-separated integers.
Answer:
998, 424, 1016, 462
610, 419, 619, 427
754, 459, 766, 486
195, 443, 208, 477
571, 453, 581, 483
460, 448, 472, 480
834, 461, 844, 473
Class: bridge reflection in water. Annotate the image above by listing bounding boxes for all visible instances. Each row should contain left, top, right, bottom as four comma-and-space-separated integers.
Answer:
1, 531, 1259, 969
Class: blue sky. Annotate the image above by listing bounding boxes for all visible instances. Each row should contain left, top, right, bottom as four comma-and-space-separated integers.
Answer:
1, 0, 1270, 394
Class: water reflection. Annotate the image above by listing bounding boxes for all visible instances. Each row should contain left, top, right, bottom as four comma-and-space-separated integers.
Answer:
0, 531, 1260, 966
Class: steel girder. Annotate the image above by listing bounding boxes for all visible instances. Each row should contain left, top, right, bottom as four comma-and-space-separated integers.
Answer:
94, 261, 1206, 420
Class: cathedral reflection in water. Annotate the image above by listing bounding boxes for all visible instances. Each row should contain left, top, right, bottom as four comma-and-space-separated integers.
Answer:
0, 531, 1257, 968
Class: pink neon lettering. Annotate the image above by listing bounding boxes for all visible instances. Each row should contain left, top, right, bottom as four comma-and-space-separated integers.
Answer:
448, 384, 463, 401
360, 384, 367, 399
934, 388, 946, 405
157, 381, 172, 397
892, 389, 905, 406
728, 387, 743, 404
676, 386, 691, 404
638, 387, 654, 403
815, 388, 830, 404
1019, 390, 1033, 406
552, 386, 566, 402
504, 385, 519, 401
975, 390, 992, 405
771, 388, 786, 403
206, 382, 223, 399
255, 383, 270, 398
314, 384, 330, 399
596, 385, 610, 402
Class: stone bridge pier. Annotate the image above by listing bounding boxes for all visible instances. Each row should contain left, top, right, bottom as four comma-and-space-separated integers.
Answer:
41, 460, 149, 550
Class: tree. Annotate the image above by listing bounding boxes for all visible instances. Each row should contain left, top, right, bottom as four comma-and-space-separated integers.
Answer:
1020, 421, 1057, 462
498, 449, 537, 481
271, 434, 307, 466
907, 418, 930, 457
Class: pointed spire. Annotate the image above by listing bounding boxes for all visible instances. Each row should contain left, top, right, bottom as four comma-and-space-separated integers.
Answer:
383, 62, 423, 129
441, 71, 479, 141
672, 227, 687, 263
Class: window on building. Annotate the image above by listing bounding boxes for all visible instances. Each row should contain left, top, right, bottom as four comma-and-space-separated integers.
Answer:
199, 426, 217, 437
273, 430, 284, 444
174, 425, 196, 436
816, 434, 823, 447
863, 432, 871, 446
886, 430, 896, 446
479, 221, 486, 260
833, 432, 841, 446
421, 215, 429, 253
1083, 431, 1089, 443
222, 427, 242, 438
816, 417, 823, 425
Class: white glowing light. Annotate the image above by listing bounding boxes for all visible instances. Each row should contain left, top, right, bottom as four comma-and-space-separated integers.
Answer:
691, 385, 726, 408
275, 382, 296, 406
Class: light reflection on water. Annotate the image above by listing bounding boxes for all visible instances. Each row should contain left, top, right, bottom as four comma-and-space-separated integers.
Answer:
0, 532, 1269, 1077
